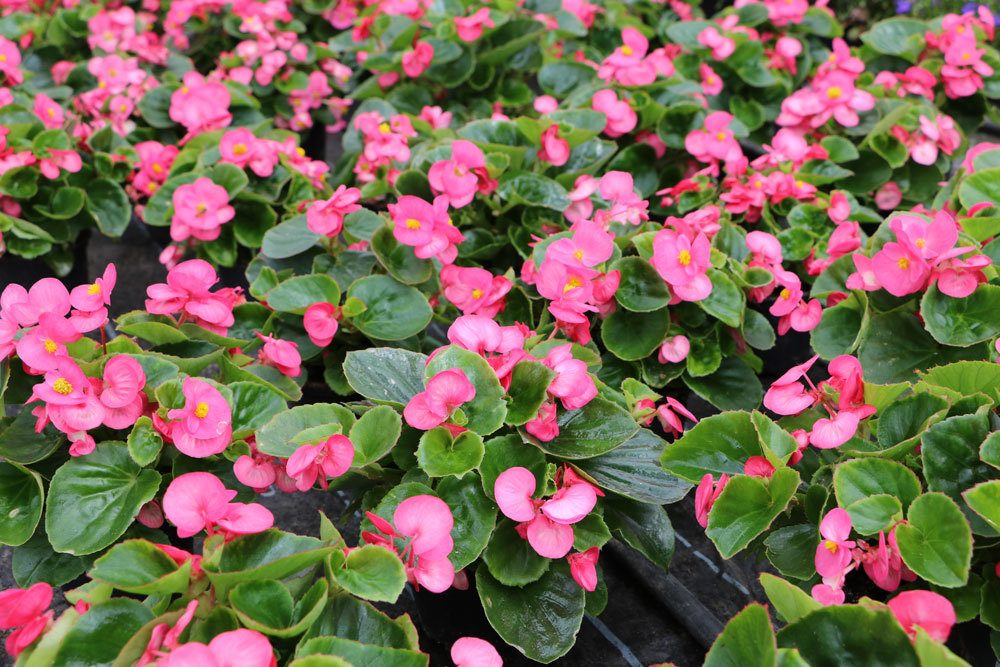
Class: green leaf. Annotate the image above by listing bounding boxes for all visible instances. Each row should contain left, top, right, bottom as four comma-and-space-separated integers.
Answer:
875, 392, 950, 455
267, 275, 341, 314
759, 573, 820, 623
603, 496, 675, 569
921, 283, 1000, 347
343, 347, 428, 406
958, 166, 1000, 209
601, 307, 671, 361
347, 275, 432, 341
505, 361, 556, 426
116, 311, 189, 346
437, 474, 497, 570
529, 396, 638, 459
482, 518, 550, 586
330, 545, 406, 603
479, 434, 547, 501
301, 594, 417, 650
496, 172, 570, 210
860, 17, 927, 61
231, 578, 328, 637
261, 215, 320, 259
85, 179, 131, 237
777, 605, 919, 666
46, 442, 161, 555
922, 413, 998, 535
697, 269, 745, 327
256, 403, 356, 458
371, 226, 433, 285
416, 428, 485, 477
53, 599, 155, 667
349, 405, 402, 466
963, 481, 1000, 533
705, 604, 776, 667
613, 257, 671, 312
913, 628, 971, 667
684, 357, 762, 411
126, 417, 163, 467
89, 539, 191, 595
833, 458, 921, 533
661, 411, 762, 482
11, 531, 89, 587
707, 468, 800, 558
765, 525, 820, 580
297, 637, 426, 667
229, 382, 287, 438
858, 308, 977, 383
0, 462, 43, 546
574, 428, 691, 504
810, 293, 866, 359
895, 492, 972, 588
206, 529, 332, 598
0, 409, 64, 464
426, 346, 507, 436
920, 361, 1000, 403
477, 565, 585, 663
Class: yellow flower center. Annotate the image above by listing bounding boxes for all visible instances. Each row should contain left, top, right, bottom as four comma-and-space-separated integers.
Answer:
621, 45, 633, 56
152, 163, 163, 174
296, 147, 306, 157
87, 283, 101, 295
98, 81, 107, 89
564, 277, 583, 293
796, 180, 804, 188
180, 86, 189, 94
109, 68, 118, 77
471, 288, 483, 299
44, 338, 58, 354
897, 257, 910, 270
754, 180, 763, 189
826, 86, 842, 100
915, 238, 926, 248
405, 218, 421, 230
678, 250, 692, 266
119, 104, 127, 112
233, 143, 248, 156
47, 108, 55, 118
780, 288, 792, 300
148, 182, 158, 193
447, 216, 454, 226
378, 122, 391, 134
53, 378, 73, 395
573, 249, 585, 261
195, 202, 207, 215
962, 52, 971, 61
706, 76, 716, 85
715, 131, 727, 141
194, 402, 210, 418
827, 53, 837, 62
454, 166, 464, 177
823, 540, 838, 554
0, 55, 6, 62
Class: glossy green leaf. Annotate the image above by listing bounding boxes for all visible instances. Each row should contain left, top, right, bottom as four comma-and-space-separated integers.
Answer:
504, 361, 556, 426
416, 428, 485, 477
0, 461, 43, 546
614, 257, 670, 312
963, 481, 1000, 533
529, 396, 638, 459
53, 599, 155, 667
707, 468, 800, 558
575, 428, 691, 504
350, 405, 402, 466
777, 605, 919, 667
347, 275, 432, 341
661, 411, 762, 482
126, 417, 163, 467
437, 473, 497, 570
759, 573, 820, 623
705, 604, 776, 667
231, 578, 328, 637
604, 496, 675, 569
255, 403, 355, 458
343, 347, 428, 406
267, 275, 341, 314
206, 530, 332, 598
895, 493, 972, 588
601, 307, 671, 361
921, 283, 1000, 347
483, 519, 550, 586
684, 357, 762, 411
89, 539, 191, 595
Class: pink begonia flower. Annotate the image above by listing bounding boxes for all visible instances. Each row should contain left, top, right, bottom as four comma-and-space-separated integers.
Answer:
404, 368, 476, 430
871, 241, 930, 297
658, 335, 690, 365
538, 125, 570, 166
218, 128, 276, 177
543, 344, 597, 411
0, 36, 24, 85
69, 263, 116, 332
452, 637, 503, 667
99, 355, 146, 429
4, 277, 71, 327
935, 253, 990, 298
875, 182, 903, 210
38, 149, 82, 180
597, 171, 649, 226
525, 400, 560, 443
694, 473, 728, 528
564, 175, 598, 224
534, 95, 558, 114
685, 112, 744, 172
428, 140, 494, 209
286, 434, 355, 491
170, 177, 235, 243
940, 35, 993, 99
145, 260, 240, 335
769, 270, 804, 318
547, 221, 614, 269
34, 94, 64, 129
0, 582, 53, 658
158, 629, 275, 667
811, 583, 845, 606
857, 528, 914, 592
495, 466, 599, 559
419, 105, 452, 129
763, 355, 819, 415
563, 0, 601, 27
809, 411, 860, 449
697, 26, 735, 60
364, 495, 456, 592
133, 141, 178, 196
654, 397, 698, 438
166, 377, 233, 457
597, 27, 656, 86
254, 333, 301, 377
888, 590, 956, 643
163, 472, 273, 539
137, 500, 165, 529
16, 312, 80, 372
303, 302, 339, 347
651, 230, 713, 302
591, 89, 636, 137
454, 8, 495, 42
447, 316, 529, 387
401, 41, 434, 78
744, 456, 775, 478
568, 547, 600, 591
814, 508, 854, 579
440, 265, 512, 318
169, 72, 232, 138
846, 253, 880, 291
306, 185, 361, 237
701, 63, 723, 96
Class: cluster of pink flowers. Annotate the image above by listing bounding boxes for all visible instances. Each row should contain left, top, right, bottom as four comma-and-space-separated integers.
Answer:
928, 10, 996, 98
390, 194, 465, 264
404, 369, 477, 432
0, 583, 56, 658
746, 231, 823, 335
495, 465, 603, 589
777, 39, 874, 130
684, 112, 745, 175
170, 72, 233, 140
764, 354, 874, 450
158, 378, 233, 458
428, 140, 497, 208
145, 260, 243, 335
441, 265, 512, 318
139, 599, 274, 667
353, 111, 416, 183
163, 471, 274, 539
525, 344, 599, 441
596, 28, 676, 86
847, 210, 990, 298
891, 114, 961, 166
363, 495, 456, 592
591, 89, 637, 137
170, 177, 235, 243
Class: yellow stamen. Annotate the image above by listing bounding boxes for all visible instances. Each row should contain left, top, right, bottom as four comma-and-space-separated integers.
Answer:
194, 402, 209, 418
573, 249, 585, 261
233, 143, 248, 156
47, 108, 55, 118
195, 203, 207, 215
43, 338, 58, 354
678, 250, 692, 266
620, 45, 633, 56
0, 55, 6, 62
780, 288, 792, 300
823, 539, 838, 554
897, 257, 910, 270
109, 68, 118, 77
715, 131, 727, 141
180, 86, 189, 94
826, 86, 842, 100
53, 378, 73, 395
118, 104, 127, 113
296, 147, 306, 157
405, 218, 421, 230
148, 182, 158, 193
471, 288, 483, 299
915, 238, 926, 249
962, 52, 971, 61
87, 283, 101, 295
563, 277, 583, 293
152, 163, 163, 174
378, 122, 391, 134
706, 76, 716, 85
754, 180, 763, 189
98, 81, 107, 89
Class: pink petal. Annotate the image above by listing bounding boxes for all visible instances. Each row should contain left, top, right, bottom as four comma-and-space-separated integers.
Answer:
525, 515, 575, 559
451, 637, 503, 667
887, 590, 956, 642
494, 467, 538, 522
541, 483, 597, 525
394, 495, 454, 557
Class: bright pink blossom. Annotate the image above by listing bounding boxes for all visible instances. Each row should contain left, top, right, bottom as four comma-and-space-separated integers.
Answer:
888, 590, 956, 643
694, 473, 728, 528
364, 495, 456, 592
306, 185, 361, 237
166, 378, 233, 457
303, 302, 339, 347
651, 230, 712, 302
428, 140, 495, 209
814, 508, 854, 579
454, 8, 495, 42
441, 265, 511, 318
568, 547, 600, 591
452, 637, 503, 667
170, 177, 235, 243
163, 472, 273, 538
286, 434, 354, 491
591, 89, 636, 138
404, 368, 476, 430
